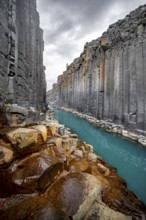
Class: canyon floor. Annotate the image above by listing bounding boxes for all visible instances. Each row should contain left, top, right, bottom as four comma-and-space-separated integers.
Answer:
0, 110, 145, 220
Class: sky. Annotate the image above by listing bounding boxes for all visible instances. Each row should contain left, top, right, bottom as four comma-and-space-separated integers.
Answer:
36, 0, 146, 90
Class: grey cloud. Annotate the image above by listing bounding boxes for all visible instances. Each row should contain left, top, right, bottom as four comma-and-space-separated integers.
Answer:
36, 0, 146, 89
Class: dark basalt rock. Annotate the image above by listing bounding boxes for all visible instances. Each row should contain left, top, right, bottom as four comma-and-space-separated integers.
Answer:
0, 0, 46, 127
54, 4, 146, 133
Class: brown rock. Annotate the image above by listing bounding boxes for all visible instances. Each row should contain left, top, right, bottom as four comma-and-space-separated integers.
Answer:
0, 152, 63, 196
73, 149, 84, 159
0, 196, 69, 220
69, 158, 90, 172
47, 172, 102, 219
47, 137, 62, 148
97, 163, 110, 176
0, 145, 13, 167
5, 128, 44, 155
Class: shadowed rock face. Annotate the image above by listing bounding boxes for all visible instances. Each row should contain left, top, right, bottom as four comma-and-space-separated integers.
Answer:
56, 4, 146, 133
0, 0, 46, 126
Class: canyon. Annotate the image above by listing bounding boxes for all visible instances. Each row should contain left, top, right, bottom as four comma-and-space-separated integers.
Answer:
52, 4, 146, 135
0, 1, 146, 219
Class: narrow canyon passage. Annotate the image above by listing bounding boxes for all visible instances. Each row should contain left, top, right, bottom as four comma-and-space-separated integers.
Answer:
54, 108, 146, 205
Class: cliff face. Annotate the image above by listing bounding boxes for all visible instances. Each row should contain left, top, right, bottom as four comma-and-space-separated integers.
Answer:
57, 5, 146, 132
0, 0, 46, 126
47, 83, 58, 105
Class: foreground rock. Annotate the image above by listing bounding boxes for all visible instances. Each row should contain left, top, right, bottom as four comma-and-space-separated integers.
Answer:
0, 195, 69, 220
47, 172, 101, 220
0, 116, 145, 219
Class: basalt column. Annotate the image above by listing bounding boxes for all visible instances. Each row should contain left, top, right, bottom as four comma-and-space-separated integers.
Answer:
57, 5, 146, 133
0, 0, 46, 126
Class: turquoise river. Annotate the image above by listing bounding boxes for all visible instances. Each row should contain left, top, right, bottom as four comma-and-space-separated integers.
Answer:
54, 108, 146, 205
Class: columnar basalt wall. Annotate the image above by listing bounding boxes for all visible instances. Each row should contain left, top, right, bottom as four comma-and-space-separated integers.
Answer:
0, 0, 46, 125
57, 5, 146, 132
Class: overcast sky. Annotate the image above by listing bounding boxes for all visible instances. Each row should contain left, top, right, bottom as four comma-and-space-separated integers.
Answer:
36, 0, 146, 90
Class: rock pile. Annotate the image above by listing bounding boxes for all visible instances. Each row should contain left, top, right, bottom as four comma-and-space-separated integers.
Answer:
0, 111, 145, 219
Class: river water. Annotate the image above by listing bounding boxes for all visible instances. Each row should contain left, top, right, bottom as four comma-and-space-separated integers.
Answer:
54, 108, 146, 205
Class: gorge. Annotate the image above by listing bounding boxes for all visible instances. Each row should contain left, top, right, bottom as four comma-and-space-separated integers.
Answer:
0, 0, 146, 219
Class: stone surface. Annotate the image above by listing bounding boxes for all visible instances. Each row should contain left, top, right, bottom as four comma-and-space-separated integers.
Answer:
0, 195, 69, 220
0, 0, 46, 127
0, 151, 63, 196
84, 201, 132, 220
47, 172, 102, 220
5, 127, 44, 155
54, 4, 146, 133
0, 145, 13, 167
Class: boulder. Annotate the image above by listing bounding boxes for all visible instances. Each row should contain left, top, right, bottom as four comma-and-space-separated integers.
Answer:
47, 123, 57, 136
73, 150, 83, 159
69, 158, 90, 172
0, 145, 13, 168
47, 137, 63, 148
32, 125, 47, 142
5, 127, 45, 155
47, 172, 102, 220
84, 201, 132, 220
0, 196, 69, 220
0, 151, 63, 196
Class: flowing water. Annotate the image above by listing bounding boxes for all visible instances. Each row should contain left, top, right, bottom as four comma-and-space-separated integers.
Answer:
54, 108, 146, 205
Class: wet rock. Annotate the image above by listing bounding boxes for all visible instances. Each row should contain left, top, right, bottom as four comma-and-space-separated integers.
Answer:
0, 145, 13, 168
103, 175, 146, 218
5, 128, 44, 155
69, 158, 90, 172
0, 152, 63, 196
0, 196, 69, 220
47, 172, 102, 219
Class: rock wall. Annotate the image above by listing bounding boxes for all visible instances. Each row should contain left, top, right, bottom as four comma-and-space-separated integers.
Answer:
47, 83, 58, 105
0, 0, 46, 126
57, 5, 146, 133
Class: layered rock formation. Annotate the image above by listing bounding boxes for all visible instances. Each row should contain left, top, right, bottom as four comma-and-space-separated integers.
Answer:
0, 0, 46, 126
57, 5, 146, 133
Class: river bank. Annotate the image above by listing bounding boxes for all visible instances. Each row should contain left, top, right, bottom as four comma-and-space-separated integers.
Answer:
0, 109, 145, 219
55, 106, 146, 147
